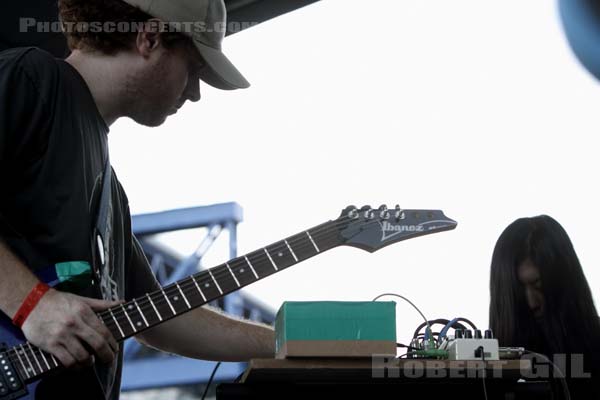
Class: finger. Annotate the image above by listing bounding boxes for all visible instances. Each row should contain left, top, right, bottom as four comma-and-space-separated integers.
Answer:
79, 296, 122, 311
79, 308, 119, 353
50, 345, 77, 369
84, 355, 95, 368
75, 323, 115, 364
61, 335, 91, 364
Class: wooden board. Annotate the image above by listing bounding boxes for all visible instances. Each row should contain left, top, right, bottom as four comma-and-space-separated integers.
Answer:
242, 358, 532, 383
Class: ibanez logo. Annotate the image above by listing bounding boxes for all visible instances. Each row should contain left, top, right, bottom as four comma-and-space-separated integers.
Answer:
380, 221, 424, 241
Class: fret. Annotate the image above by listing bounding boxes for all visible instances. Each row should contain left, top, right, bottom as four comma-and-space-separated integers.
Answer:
173, 277, 203, 307
192, 271, 221, 301
120, 304, 137, 333
226, 263, 240, 287
264, 241, 297, 270
228, 258, 256, 287
19, 345, 35, 377
307, 222, 340, 252
122, 300, 147, 330
208, 265, 238, 295
249, 249, 279, 278
12, 348, 29, 380
50, 354, 59, 368
191, 275, 207, 302
285, 232, 319, 261
109, 309, 125, 338
133, 299, 150, 328
243, 256, 259, 279
306, 231, 320, 252
146, 294, 163, 321
264, 248, 278, 271
284, 240, 298, 262
207, 269, 223, 295
26, 343, 43, 374
160, 288, 177, 315
159, 285, 189, 314
97, 306, 123, 338
176, 282, 191, 308
39, 349, 51, 371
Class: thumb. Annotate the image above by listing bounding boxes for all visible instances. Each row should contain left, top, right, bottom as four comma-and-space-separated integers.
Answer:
80, 296, 123, 311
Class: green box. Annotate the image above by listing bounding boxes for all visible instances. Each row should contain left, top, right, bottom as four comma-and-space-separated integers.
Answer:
275, 301, 397, 358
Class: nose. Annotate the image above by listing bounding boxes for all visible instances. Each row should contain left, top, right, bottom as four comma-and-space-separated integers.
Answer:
186, 78, 201, 103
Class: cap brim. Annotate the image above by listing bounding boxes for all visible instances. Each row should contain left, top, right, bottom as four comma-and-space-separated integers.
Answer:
193, 39, 250, 90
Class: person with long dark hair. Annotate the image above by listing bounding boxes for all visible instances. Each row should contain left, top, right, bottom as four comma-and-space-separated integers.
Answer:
489, 215, 600, 398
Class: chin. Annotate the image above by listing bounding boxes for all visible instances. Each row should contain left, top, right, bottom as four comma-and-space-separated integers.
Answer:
131, 112, 169, 127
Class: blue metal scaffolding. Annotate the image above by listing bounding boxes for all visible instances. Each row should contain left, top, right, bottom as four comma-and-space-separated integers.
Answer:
122, 202, 275, 391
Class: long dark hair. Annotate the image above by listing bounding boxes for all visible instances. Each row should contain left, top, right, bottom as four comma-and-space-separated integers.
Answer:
489, 215, 600, 357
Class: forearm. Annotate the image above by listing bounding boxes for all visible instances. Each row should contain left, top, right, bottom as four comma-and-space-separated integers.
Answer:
135, 305, 275, 362
0, 238, 40, 318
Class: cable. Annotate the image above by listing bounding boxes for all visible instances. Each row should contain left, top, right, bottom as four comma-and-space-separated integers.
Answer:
412, 319, 469, 339
477, 346, 489, 400
438, 317, 478, 344
523, 351, 571, 400
373, 293, 433, 341
413, 319, 450, 339
397, 343, 420, 351
200, 361, 221, 400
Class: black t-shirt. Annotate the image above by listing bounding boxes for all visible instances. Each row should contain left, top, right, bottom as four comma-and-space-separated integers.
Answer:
0, 47, 160, 399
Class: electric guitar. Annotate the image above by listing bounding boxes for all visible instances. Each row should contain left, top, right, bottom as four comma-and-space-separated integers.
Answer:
0, 205, 457, 399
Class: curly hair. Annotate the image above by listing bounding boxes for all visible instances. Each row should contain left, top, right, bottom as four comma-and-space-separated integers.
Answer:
58, 0, 191, 55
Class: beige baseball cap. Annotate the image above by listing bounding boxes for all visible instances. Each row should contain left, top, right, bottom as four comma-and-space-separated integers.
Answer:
122, 0, 250, 90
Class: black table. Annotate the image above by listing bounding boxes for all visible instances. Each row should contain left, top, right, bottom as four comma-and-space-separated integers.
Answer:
217, 358, 553, 399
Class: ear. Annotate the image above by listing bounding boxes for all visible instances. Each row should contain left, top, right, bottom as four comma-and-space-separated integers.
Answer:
135, 19, 164, 58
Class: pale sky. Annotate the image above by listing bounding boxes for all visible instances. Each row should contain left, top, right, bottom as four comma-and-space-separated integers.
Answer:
109, 0, 600, 344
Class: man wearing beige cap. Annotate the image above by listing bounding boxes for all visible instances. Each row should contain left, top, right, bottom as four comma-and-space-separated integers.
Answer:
0, 0, 272, 398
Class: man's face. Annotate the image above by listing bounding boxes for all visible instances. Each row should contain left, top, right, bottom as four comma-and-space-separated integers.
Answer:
130, 38, 203, 127
517, 259, 544, 321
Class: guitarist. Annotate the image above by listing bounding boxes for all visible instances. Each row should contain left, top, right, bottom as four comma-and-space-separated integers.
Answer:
0, 0, 274, 398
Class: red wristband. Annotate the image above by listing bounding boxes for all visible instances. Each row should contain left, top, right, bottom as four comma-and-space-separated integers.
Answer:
12, 283, 50, 328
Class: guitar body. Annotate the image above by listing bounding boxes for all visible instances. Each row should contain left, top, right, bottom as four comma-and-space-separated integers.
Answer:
0, 313, 37, 400
0, 205, 457, 400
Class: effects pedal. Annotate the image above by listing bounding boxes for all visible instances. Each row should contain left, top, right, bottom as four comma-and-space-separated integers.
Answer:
443, 330, 499, 361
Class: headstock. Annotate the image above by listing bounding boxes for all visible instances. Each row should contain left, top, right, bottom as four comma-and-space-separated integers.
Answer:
336, 205, 457, 252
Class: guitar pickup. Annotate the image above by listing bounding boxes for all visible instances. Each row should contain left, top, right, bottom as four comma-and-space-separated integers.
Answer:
0, 345, 28, 400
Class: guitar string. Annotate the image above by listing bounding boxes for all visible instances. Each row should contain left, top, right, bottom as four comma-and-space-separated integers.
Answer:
4, 211, 442, 374
4, 211, 439, 375
110, 211, 449, 324
5, 211, 443, 374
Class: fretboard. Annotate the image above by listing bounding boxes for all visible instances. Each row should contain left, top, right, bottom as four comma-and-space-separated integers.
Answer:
9, 220, 341, 383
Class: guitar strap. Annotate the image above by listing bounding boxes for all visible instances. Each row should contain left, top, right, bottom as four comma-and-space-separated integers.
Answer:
92, 153, 113, 287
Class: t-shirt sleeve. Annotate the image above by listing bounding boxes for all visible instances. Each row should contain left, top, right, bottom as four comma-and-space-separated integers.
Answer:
0, 49, 51, 238
125, 234, 161, 300
0, 48, 50, 168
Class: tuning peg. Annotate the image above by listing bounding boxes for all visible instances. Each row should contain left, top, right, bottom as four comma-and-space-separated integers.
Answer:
364, 207, 375, 219
394, 205, 405, 220
378, 205, 390, 219
347, 207, 359, 219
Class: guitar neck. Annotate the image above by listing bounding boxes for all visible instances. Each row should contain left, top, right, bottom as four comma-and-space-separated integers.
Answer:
7, 220, 342, 383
